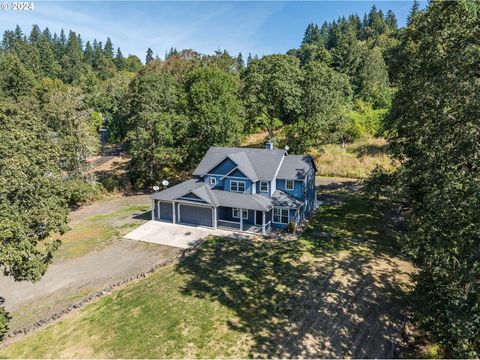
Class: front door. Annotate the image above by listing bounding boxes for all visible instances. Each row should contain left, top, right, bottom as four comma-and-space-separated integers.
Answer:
255, 211, 263, 225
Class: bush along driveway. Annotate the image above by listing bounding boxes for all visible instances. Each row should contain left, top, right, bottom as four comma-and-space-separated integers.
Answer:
1, 188, 416, 358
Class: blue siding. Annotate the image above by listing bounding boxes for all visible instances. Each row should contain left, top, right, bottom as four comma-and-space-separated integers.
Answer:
304, 168, 316, 217
208, 158, 237, 175
217, 206, 255, 225
276, 179, 304, 199
205, 175, 224, 189
223, 177, 253, 194
271, 208, 298, 229
229, 169, 247, 178
256, 181, 270, 197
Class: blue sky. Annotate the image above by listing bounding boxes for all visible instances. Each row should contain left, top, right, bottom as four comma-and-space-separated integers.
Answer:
1, 1, 421, 61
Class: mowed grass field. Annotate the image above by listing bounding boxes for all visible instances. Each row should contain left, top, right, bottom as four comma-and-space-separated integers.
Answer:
1, 188, 415, 358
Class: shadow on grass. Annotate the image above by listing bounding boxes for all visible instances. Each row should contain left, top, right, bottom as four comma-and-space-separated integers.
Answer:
132, 210, 152, 221
176, 193, 411, 358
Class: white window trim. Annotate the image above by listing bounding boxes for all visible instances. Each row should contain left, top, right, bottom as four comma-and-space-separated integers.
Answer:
230, 180, 246, 192
285, 180, 294, 191
209, 177, 217, 185
260, 181, 269, 193
272, 207, 289, 224
232, 208, 248, 219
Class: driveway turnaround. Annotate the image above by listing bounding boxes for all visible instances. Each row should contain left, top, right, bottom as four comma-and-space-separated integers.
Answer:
124, 220, 234, 249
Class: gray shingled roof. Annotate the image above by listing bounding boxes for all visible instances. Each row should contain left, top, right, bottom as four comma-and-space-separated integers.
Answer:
151, 179, 212, 203
152, 178, 304, 210
276, 155, 317, 180
211, 190, 273, 211
193, 147, 285, 181
152, 178, 278, 211
271, 190, 303, 208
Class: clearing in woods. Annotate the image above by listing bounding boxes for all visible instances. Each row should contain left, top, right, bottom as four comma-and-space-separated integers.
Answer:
1, 183, 415, 358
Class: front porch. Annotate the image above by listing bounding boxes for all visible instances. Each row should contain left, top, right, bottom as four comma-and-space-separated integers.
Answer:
216, 206, 272, 235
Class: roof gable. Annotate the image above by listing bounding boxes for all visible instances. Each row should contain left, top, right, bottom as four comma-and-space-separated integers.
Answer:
193, 146, 285, 181
178, 192, 207, 203
208, 157, 237, 176
226, 168, 249, 178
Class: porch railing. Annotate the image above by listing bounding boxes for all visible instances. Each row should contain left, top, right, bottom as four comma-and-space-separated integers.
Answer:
264, 221, 272, 233
218, 219, 241, 230
218, 219, 272, 234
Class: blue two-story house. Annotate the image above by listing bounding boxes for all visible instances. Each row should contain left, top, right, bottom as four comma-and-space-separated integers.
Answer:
151, 142, 317, 234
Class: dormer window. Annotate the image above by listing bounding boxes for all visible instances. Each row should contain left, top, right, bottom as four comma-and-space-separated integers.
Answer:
230, 180, 245, 192
209, 177, 217, 186
285, 180, 294, 190
260, 181, 269, 192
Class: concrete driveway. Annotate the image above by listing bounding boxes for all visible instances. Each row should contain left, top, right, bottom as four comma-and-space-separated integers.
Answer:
124, 221, 234, 249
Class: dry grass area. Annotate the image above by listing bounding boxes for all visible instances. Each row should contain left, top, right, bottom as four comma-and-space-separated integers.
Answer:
312, 138, 395, 178
242, 131, 394, 179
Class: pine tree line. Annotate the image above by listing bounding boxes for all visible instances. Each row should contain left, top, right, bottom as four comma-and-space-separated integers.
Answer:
0, 25, 143, 84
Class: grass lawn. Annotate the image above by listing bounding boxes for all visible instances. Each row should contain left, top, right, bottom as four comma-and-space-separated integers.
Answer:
50, 203, 150, 261
1, 190, 415, 358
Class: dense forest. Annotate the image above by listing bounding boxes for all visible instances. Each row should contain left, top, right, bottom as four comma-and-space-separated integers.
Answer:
0, 0, 478, 356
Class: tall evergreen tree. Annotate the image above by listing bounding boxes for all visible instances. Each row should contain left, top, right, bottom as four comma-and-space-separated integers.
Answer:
145, 47, 154, 64
37, 35, 59, 78
407, 0, 421, 26
246, 52, 253, 66
236, 52, 245, 69
104, 37, 114, 58
29, 25, 42, 45
302, 23, 322, 45
114, 47, 125, 70
385, 10, 398, 30
0, 52, 36, 100
60, 31, 85, 83
42, 27, 52, 43
84, 40, 94, 65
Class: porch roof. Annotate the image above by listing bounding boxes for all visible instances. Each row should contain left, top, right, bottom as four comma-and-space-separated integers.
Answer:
271, 190, 303, 209
211, 189, 272, 211
151, 178, 273, 211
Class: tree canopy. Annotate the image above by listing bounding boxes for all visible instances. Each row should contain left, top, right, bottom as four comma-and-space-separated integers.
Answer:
378, 1, 480, 356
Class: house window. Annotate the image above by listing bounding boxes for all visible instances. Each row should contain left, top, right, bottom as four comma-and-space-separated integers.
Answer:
209, 177, 217, 186
285, 180, 294, 190
233, 208, 248, 219
273, 208, 289, 224
260, 181, 269, 192
230, 180, 246, 192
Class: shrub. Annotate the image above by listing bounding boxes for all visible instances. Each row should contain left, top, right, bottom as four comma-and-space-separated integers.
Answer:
64, 177, 104, 207
343, 101, 389, 142
98, 172, 131, 193
0, 306, 9, 340
286, 221, 296, 233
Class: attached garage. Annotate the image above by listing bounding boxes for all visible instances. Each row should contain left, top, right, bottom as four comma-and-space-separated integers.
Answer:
159, 201, 173, 222
179, 203, 213, 227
